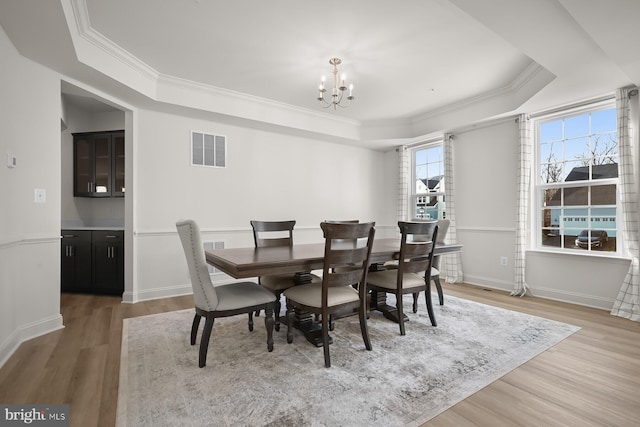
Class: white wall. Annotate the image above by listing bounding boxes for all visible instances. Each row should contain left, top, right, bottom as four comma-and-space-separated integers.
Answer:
0, 27, 63, 366
449, 118, 631, 310
453, 119, 519, 289
127, 109, 397, 302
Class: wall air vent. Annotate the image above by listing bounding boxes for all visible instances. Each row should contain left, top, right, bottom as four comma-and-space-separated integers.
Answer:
192, 131, 226, 167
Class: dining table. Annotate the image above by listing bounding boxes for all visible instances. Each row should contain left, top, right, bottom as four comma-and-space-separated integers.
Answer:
205, 238, 462, 346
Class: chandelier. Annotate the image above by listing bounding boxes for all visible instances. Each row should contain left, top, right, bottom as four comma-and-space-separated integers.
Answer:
317, 58, 354, 109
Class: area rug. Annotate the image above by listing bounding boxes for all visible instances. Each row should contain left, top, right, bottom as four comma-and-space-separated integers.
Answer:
116, 294, 579, 426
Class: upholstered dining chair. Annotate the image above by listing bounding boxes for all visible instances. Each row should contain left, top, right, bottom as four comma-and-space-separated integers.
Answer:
284, 221, 376, 368
176, 219, 276, 368
250, 220, 320, 331
367, 221, 438, 335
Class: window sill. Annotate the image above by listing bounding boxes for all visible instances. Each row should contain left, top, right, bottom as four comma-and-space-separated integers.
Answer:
528, 247, 631, 262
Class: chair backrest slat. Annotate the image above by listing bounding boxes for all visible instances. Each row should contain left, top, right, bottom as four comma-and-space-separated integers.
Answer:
397, 221, 438, 279
250, 220, 296, 248
320, 222, 375, 292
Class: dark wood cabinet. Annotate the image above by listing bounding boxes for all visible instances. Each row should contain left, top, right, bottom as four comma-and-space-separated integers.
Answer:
73, 130, 125, 197
92, 231, 125, 294
60, 231, 92, 293
61, 229, 124, 295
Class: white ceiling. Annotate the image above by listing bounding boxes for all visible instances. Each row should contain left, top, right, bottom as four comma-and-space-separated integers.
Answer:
1, 0, 639, 146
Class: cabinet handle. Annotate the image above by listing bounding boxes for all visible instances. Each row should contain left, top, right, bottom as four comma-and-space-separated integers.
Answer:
62, 234, 76, 238
105, 235, 118, 239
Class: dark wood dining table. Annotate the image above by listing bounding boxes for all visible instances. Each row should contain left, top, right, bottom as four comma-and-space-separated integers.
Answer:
205, 238, 462, 346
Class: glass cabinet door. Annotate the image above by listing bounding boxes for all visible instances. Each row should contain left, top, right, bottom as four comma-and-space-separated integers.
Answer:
73, 131, 124, 197
113, 132, 125, 195
74, 136, 92, 196
93, 134, 111, 195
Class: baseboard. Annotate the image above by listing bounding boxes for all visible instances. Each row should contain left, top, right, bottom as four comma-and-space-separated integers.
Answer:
122, 284, 193, 304
526, 286, 614, 311
0, 330, 20, 369
0, 314, 64, 368
460, 275, 614, 311
461, 274, 514, 291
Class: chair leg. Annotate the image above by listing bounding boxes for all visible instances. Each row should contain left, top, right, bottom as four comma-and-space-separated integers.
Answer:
412, 292, 419, 313
424, 285, 437, 327
358, 304, 372, 351
248, 311, 254, 332
433, 275, 444, 305
263, 305, 275, 352
191, 313, 201, 345
286, 304, 294, 344
397, 292, 406, 336
321, 311, 331, 368
273, 292, 282, 332
199, 317, 215, 368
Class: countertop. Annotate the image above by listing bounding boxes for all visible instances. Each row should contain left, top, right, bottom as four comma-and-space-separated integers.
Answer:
61, 226, 124, 231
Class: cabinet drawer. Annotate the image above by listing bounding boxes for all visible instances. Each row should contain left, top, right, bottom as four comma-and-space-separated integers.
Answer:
92, 230, 123, 243
61, 230, 92, 243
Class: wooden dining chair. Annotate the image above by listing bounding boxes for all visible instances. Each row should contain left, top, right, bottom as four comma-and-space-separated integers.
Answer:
284, 221, 376, 368
367, 221, 438, 335
176, 219, 276, 367
250, 220, 320, 331
383, 219, 448, 306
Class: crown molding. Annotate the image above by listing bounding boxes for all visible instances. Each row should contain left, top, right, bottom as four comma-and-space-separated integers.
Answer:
68, 0, 159, 82
64, 0, 361, 139
156, 74, 360, 127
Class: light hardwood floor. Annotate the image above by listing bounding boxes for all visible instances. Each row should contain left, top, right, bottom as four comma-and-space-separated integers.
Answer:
0, 283, 638, 426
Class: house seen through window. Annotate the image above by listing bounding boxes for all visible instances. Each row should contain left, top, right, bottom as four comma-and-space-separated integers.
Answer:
411, 143, 445, 220
536, 101, 618, 253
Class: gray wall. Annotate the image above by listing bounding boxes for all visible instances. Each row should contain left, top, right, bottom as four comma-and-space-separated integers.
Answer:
0, 27, 63, 365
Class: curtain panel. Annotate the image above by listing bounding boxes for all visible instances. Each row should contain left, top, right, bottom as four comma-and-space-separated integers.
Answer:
443, 133, 463, 283
611, 87, 640, 321
397, 146, 409, 222
512, 114, 532, 297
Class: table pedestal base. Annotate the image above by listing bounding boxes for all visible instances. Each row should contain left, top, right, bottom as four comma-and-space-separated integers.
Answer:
369, 289, 409, 323
290, 271, 333, 347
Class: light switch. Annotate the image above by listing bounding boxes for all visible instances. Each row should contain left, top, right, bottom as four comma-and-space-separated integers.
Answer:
34, 188, 46, 203
7, 154, 16, 168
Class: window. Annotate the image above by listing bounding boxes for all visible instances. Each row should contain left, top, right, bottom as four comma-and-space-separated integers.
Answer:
192, 131, 226, 167
410, 142, 445, 220
536, 101, 618, 253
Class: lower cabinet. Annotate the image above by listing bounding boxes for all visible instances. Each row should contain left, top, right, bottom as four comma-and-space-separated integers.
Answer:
61, 229, 124, 295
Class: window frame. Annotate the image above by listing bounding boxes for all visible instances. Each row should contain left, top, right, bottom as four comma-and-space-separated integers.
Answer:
533, 99, 621, 255
409, 140, 445, 221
